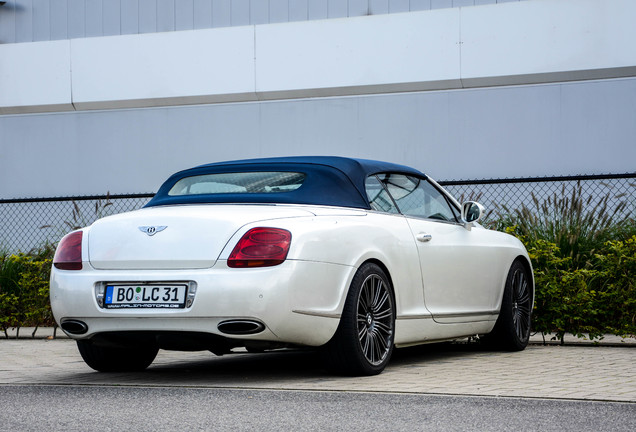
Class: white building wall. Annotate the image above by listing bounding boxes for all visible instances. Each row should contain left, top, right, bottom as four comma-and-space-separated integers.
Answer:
3, 0, 635, 113
0, 0, 635, 200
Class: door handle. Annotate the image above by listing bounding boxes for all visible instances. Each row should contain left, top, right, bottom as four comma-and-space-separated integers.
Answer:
416, 233, 432, 242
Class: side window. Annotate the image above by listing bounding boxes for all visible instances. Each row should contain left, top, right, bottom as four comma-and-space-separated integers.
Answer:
365, 176, 399, 214
379, 174, 459, 222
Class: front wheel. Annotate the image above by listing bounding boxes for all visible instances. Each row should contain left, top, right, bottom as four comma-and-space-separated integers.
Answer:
77, 340, 158, 372
485, 260, 533, 351
322, 263, 395, 376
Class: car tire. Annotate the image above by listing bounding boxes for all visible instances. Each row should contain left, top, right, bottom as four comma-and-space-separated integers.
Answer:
484, 260, 533, 351
321, 263, 395, 376
77, 340, 159, 372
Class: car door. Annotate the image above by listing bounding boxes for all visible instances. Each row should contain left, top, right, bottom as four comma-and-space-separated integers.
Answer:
373, 173, 505, 324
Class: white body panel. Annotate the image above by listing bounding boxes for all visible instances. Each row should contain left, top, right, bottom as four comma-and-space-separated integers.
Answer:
88, 205, 314, 269
51, 203, 530, 348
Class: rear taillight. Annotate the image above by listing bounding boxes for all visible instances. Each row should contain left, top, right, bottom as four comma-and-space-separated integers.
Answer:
228, 228, 291, 268
53, 231, 83, 270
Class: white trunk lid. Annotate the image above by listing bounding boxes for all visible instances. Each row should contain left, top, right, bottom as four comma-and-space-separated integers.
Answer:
87, 205, 314, 270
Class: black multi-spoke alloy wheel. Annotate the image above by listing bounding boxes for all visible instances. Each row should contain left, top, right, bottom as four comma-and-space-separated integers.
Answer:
486, 260, 533, 351
322, 263, 395, 376
77, 340, 159, 372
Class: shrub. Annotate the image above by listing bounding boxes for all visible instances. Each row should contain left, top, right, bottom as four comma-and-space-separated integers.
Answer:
0, 251, 26, 337
592, 237, 636, 336
492, 182, 633, 269
0, 245, 55, 338
488, 181, 635, 342
525, 237, 635, 341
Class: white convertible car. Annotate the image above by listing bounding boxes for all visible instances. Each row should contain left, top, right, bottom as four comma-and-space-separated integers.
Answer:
51, 156, 533, 376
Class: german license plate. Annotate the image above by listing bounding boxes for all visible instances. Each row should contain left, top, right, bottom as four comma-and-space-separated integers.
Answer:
104, 284, 187, 309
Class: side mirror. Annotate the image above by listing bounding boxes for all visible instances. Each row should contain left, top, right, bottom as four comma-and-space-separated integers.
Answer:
461, 201, 485, 229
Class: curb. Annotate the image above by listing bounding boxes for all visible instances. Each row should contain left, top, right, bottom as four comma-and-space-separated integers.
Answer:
1, 327, 68, 340
2, 328, 634, 346
529, 333, 636, 347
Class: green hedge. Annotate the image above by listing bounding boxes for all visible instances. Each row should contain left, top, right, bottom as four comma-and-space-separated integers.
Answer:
0, 249, 55, 338
1, 230, 634, 342
526, 235, 636, 342
489, 182, 635, 343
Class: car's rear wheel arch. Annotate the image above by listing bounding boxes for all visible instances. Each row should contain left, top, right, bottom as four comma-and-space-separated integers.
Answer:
515, 255, 534, 291
361, 258, 395, 301
356, 258, 399, 319
322, 260, 396, 375
510, 255, 534, 308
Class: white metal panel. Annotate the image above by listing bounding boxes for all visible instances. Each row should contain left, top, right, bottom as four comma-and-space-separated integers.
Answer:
389, 0, 410, 13
176, 0, 195, 30
255, 8, 462, 98
0, 1, 15, 43
86, 0, 104, 37
193, 0, 212, 29
269, 0, 290, 23
431, 0, 453, 8
14, 0, 33, 43
32, 1, 51, 42
157, 0, 176, 32
49, 0, 68, 40
348, 0, 369, 16
70, 26, 257, 109
461, 0, 636, 86
67, 0, 86, 39
139, 0, 158, 33
0, 40, 73, 114
212, 0, 232, 27
231, 0, 250, 25
369, 0, 389, 14
308, 0, 328, 19
410, 0, 431, 11
250, 0, 269, 25
451, 0, 474, 8
289, 0, 309, 21
328, 0, 348, 18
121, 0, 140, 34
103, 0, 122, 36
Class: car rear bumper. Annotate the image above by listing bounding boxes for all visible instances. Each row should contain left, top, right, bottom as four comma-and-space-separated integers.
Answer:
50, 259, 355, 347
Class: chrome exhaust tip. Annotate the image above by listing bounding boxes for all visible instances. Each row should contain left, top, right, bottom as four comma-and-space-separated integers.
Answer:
217, 320, 265, 335
60, 319, 88, 335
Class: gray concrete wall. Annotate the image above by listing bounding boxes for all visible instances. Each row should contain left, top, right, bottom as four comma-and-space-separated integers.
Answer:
2, 76, 634, 199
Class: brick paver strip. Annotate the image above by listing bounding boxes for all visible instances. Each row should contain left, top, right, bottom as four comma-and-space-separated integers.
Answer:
1, 339, 634, 402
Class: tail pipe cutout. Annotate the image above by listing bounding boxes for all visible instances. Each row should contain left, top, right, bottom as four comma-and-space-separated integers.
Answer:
61, 319, 89, 335
217, 320, 265, 335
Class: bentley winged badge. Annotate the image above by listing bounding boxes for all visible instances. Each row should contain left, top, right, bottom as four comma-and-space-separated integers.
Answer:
138, 226, 167, 236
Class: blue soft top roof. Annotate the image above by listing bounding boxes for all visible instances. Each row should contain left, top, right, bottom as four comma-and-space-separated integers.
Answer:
145, 156, 426, 209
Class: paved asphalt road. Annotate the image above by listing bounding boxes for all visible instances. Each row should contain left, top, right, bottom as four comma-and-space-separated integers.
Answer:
1, 338, 635, 431
1, 386, 635, 432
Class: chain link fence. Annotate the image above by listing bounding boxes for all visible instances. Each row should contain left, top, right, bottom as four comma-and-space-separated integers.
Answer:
439, 174, 636, 221
0, 194, 153, 253
1, 174, 634, 253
